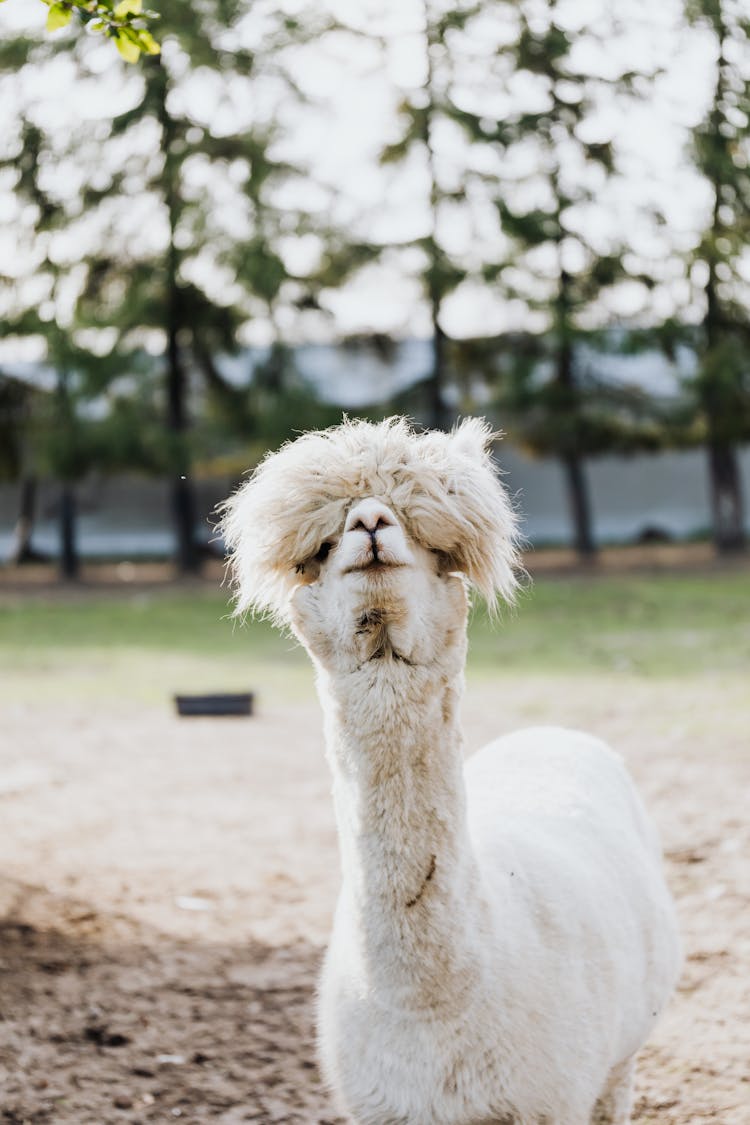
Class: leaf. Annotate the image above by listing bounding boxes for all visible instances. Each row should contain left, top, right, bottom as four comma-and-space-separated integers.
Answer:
46, 3, 72, 32
115, 31, 141, 63
136, 29, 160, 55
114, 0, 143, 16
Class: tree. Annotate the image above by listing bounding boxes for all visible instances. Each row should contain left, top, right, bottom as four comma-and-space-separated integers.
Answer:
443, 0, 655, 556
352, 0, 487, 431
1, 1, 332, 573
381, 1, 475, 430
685, 0, 750, 552
0, 68, 183, 572
76, 7, 309, 569
0, 116, 95, 578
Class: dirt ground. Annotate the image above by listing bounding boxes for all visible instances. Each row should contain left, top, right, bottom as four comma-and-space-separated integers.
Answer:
1, 656, 749, 1122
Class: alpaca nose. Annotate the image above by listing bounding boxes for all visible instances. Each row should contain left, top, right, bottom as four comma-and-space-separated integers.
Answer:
345, 498, 398, 535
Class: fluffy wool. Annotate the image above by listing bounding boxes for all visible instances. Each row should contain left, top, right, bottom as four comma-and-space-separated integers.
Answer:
219, 416, 521, 622
220, 417, 681, 1125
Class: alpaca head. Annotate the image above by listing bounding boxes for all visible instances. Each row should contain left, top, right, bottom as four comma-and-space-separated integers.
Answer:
220, 416, 520, 668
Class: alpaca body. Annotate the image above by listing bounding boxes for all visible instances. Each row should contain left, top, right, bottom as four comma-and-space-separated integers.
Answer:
220, 418, 680, 1125
316, 658, 679, 1125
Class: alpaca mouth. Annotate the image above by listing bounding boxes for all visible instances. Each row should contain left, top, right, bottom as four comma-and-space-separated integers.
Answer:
346, 558, 405, 574
340, 530, 413, 575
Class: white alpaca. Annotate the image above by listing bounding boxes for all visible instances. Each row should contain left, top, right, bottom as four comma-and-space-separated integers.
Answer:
221, 417, 680, 1125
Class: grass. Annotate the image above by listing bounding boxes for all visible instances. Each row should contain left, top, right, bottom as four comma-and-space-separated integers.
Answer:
470, 570, 750, 677
1, 569, 748, 704
0, 585, 310, 705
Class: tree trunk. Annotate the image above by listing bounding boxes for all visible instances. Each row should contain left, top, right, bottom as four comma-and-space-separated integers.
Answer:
420, 2, 450, 435
157, 54, 200, 574
59, 483, 79, 580
707, 441, 745, 553
429, 311, 449, 432
700, 30, 745, 556
561, 454, 595, 558
555, 278, 596, 559
171, 468, 199, 573
166, 317, 199, 574
10, 474, 39, 564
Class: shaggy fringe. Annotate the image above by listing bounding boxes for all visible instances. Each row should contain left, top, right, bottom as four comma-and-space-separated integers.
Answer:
218, 416, 522, 624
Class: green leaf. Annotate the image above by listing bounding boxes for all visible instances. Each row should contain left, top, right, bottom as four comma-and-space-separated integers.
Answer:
114, 0, 143, 17
46, 3, 72, 32
136, 28, 160, 56
115, 31, 141, 63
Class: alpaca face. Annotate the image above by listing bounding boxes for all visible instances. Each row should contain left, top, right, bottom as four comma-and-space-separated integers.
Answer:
288, 496, 469, 671
220, 417, 520, 627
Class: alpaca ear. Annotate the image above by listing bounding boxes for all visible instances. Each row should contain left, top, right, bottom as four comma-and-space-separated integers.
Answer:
448, 416, 496, 462
422, 418, 522, 611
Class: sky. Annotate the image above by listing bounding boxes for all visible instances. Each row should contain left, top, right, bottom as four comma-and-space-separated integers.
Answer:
0, 0, 719, 363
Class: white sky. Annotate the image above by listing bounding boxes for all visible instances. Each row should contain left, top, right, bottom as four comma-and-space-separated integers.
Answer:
0, 0, 719, 362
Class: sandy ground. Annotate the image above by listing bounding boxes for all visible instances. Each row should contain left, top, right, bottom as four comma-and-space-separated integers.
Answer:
1, 665, 749, 1124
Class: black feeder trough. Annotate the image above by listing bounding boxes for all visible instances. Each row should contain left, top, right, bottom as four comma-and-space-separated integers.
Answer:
174, 692, 254, 717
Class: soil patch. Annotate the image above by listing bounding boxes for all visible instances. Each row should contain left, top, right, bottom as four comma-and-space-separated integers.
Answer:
1, 675, 748, 1123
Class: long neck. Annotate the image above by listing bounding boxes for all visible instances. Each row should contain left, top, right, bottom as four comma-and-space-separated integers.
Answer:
317, 652, 486, 1012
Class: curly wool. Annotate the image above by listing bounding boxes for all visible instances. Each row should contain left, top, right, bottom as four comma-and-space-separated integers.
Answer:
219, 416, 521, 623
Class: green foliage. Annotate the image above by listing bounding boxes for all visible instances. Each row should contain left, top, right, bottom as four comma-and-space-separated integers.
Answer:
677, 0, 750, 548
442, 1, 660, 472
454, 331, 685, 459
684, 0, 750, 442
370, 2, 483, 427
0, 108, 166, 484
0, 375, 32, 479
695, 335, 750, 444
0, 0, 162, 60
192, 344, 343, 479
70, 0, 330, 448
1, 0, 342, 519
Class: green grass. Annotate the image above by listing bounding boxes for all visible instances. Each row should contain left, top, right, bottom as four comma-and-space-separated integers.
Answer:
0, 587, 311, 705
0, 570, 748, 703
470, 570, 750, 677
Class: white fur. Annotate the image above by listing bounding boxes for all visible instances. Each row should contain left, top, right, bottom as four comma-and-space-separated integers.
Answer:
220, 418, 680, 1125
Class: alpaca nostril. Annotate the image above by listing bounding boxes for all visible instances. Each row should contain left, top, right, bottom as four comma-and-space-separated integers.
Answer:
345, 499, 398, 535
352, 518, 389, 534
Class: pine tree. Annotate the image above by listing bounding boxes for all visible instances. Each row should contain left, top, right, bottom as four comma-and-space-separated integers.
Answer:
0, 34, 179, 572
445, 0, 654, 556
377, 0, 482, 430
0, 115, 95, 577
1, 1, 325, 572
685, 0, 750, 552
75, 3, 296, 571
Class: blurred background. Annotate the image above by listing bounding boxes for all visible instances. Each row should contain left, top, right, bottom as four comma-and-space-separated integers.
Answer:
1, 0, 749, 575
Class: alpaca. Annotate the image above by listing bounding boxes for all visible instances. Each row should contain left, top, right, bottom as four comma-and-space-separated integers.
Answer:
220, 417, 680, 1125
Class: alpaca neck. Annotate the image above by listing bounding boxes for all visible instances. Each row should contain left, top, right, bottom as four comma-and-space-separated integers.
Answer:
317, 655, 485, 1010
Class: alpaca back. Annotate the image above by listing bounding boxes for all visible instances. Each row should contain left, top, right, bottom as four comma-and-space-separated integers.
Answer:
464, 726, 680, 1072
